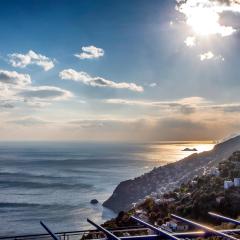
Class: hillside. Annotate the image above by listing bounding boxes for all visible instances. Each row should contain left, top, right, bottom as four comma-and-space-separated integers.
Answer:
103, 136, 240, 212
103, 151, 240, 229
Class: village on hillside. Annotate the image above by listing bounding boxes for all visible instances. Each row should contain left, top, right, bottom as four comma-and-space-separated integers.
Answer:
103, 151, 240, 233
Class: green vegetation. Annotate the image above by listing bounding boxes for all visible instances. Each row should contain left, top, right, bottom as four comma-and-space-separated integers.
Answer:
103, 151, 240, 228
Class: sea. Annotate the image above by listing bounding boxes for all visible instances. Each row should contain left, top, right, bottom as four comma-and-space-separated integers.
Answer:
0, 141, 214, 236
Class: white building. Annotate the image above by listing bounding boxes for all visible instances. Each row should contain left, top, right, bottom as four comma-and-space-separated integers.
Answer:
211, 167, 220, 176
164, 220, 189, 232
138, 213, 149, 222
191, 180, 197, 186
216, 196, 224, 204
224, 180, 234, 189
204, 167, 220, 176
150, 192, 158, 198
234, 178, 240, 187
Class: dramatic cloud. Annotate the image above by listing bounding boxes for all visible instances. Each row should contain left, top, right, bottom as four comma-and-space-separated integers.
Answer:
8, 50, 55, 71
105, 97, 207, 115
199, 51, 224, 61
19, 86, 73, 101
105, 96, 240, 117
59, 69, 144, 92
64, 117, 224, 141
0, 70, 31, 86
1, 114, 238, 141
74, 46, 104, 59
176, 0, 240, 37
184, 36, 196, 47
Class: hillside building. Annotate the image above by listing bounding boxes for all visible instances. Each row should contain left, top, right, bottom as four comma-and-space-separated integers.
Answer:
162, 219, 189, 232
234, 178, 240, 187
224, 180, 234, 189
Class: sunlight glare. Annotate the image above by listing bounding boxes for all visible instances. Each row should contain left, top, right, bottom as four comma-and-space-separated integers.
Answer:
178, 0, 236, 37
187, 8, 220, 36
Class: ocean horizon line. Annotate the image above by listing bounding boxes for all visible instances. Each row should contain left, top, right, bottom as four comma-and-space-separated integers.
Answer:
0, 140, 216, 144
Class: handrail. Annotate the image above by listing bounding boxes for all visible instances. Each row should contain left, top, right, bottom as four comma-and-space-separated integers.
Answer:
2, 215, 240, 240
1, 226, 240, 240
0, 226, 146, 240
171, 214, 239, 240
131, 216, 181, 240
40, 221, 60, 240
209, 212, 240, 225
87, 219, 121, 240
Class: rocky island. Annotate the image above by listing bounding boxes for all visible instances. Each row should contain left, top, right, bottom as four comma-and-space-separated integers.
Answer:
182, 147, 197, 151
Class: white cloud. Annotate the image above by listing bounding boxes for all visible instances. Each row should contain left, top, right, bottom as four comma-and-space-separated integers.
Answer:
0, 69, 72, 108
176, 0, 240, 37
200, 51, 214, 61
0, 83, 19, 104
74, 46, 104, 59
59, 69, 144, 92
177, 96, 207, 105
199, 51, 224, 61
105, 96, 207, 107
184, 36, 196, 47
8, 50, 55, 71
105, 98, 156, 106
19, 86, 73, 101
149, 83, 157, 87
0, 70, 31, 86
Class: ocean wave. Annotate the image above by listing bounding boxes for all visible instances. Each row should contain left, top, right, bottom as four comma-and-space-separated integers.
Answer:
0, 202, 76, 209
0, 171, 69, 180
0, 158, 141, 166
0, 180, 94, 190
0, 202, 45, 208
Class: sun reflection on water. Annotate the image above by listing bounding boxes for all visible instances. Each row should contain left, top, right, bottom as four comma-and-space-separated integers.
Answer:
137, 142, 215, 165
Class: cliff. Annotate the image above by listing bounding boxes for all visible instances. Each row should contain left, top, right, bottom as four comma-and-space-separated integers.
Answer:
103, 151, 240, 229
103, 135, 240, 212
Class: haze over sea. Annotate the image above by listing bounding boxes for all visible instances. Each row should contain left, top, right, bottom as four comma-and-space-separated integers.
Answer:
0, 141, 213, 236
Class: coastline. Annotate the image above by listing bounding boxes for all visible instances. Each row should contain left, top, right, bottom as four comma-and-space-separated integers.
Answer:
103, 136, 240, 213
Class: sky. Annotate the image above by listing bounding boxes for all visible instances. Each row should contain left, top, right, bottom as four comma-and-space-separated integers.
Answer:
0, 0, 240, 141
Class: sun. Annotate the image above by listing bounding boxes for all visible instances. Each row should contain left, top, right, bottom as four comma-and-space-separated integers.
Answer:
186, 8, 220, 36
177, 0, 236, 37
